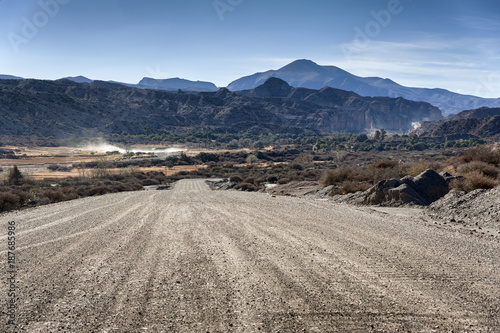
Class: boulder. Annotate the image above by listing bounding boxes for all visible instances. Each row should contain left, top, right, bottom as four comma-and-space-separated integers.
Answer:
360, 169, 450, 206
412, 169, 450, 203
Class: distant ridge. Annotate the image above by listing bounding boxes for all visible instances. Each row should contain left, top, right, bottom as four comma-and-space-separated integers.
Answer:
138, 77, 218, 92
61, 76, 93, 84
56, 76, 218, 92
227, 59, 500, 116
0, 75, 24, 80
418, 107, 500, 140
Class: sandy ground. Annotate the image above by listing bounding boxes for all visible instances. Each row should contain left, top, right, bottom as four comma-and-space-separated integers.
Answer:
1, 179, 499, 332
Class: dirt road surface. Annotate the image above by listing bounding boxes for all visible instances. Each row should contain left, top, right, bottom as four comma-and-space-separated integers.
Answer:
1, 179, 499, 332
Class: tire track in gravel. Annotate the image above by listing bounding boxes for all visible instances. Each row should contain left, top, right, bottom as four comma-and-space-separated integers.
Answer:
197, 196, 430, 332
1, 191, 136, 231
7, 193, 156, 332
1, 179, 499, 332
191, 189, 499, 331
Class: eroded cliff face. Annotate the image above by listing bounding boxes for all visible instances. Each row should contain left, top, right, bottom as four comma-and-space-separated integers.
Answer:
417, 107, 500, 140
0, 77, 443, 137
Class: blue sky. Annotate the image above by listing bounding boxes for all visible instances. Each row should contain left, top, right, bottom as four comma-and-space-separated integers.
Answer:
1, 0, 499, 97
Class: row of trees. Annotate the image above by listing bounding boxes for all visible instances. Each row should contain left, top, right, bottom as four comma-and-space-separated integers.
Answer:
59, 129, 490, 153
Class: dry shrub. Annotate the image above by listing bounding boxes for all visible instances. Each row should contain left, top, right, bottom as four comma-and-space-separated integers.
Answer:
42, 188, 78, 203
229, 175, 243, 183
457, 161, 500, 179
277, 178, 291, 185
463, 144, 500, 166
371, 167, 403, 183
446, 155, 466, 169
336, 151, 349, 162
450, 171, 499, 192
141, 178, 159, 186
267, 175, 278, 183
330, 180, 372, 195
234, 182, 257, 191
375, 160, 397, 169
402, 162, 431, 177
292, 153, 314, 166
0, 192, 21, 212
253, 178, 266, 186
321, 168, 351, 186
0, 189, 33, 212
84, 186, 113, 196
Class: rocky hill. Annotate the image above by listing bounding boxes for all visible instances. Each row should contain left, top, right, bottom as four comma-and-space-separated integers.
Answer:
0, 77, 442, 138
228, 60, 500, 116
418, 107, 500, 140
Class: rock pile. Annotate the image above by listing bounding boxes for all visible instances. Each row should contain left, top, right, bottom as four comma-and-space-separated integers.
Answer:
206, 180, 237, 191
426, 186, 500, 231
332, 169, 453, 206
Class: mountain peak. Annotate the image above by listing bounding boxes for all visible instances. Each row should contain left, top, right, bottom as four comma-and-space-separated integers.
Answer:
280, 59, 322, 71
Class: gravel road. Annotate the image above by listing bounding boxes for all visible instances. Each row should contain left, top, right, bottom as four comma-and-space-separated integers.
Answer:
1, 179, 499, 332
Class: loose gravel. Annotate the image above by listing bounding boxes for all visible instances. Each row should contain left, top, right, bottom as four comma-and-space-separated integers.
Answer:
1, 179, 499, 332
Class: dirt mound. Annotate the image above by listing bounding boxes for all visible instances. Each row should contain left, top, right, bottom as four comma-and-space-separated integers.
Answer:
332, 169, 452, 207
426, 186, 500, 233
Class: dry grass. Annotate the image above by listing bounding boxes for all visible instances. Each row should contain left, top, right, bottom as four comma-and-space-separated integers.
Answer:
451, 171, 499, 192
320, 168, 352, 186
462, 144, 500, 166
450, 145, 500, 192
457, 161, 500, 179
402, 162, 443, 177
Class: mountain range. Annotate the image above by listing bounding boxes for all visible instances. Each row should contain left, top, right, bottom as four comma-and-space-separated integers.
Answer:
0, 77, 441, 138
0, 75, 219, 93
227, 60, 500, 116
3, 59, 499, 116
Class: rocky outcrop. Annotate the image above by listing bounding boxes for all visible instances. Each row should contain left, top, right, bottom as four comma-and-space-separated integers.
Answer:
206, 180, 237, 191
417, 107, 500, 140
333, 170, 453, 207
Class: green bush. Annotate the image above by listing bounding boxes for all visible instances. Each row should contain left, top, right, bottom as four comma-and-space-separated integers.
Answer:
7, 166, 23, 185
